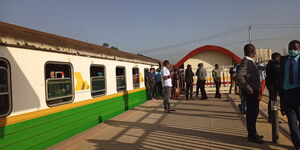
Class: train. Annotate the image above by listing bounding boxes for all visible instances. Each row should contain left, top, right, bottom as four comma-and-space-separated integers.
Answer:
0, 22, 160, 149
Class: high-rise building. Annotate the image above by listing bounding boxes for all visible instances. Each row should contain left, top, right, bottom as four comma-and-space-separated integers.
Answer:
254, 49, 272, 64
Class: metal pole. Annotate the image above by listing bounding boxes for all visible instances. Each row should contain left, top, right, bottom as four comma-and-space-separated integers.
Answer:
271, 99, 279, 143
248, 25, 252, 44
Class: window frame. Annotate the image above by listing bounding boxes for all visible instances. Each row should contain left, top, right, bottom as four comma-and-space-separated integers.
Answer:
116, 66, 127, 92
90, 64, 107, 97
44, 61, 74, 107
0, 58, 12, 118
132, 67, 140, 89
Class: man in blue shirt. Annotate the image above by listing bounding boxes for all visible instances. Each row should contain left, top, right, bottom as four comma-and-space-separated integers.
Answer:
279, 40, 300, 150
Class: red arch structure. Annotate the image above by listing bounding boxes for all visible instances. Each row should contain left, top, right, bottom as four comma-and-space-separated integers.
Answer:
174, 45, 242, 68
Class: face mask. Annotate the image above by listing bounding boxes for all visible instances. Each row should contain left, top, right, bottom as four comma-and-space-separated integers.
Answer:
288, 50, 299, 58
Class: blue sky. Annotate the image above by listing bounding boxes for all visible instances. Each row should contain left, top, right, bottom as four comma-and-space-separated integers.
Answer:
1, 0, 300, 63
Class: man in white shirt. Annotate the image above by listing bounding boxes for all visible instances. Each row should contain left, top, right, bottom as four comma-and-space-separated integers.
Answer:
161, 60, 175, 113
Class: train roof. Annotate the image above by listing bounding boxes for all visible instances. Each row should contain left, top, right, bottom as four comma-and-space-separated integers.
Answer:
0, 22, 160, 65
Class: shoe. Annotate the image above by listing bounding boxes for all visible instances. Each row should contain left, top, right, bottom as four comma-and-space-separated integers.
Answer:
248, 137, 264, 144
164, 110, 170, 113
170, 109, 176, 111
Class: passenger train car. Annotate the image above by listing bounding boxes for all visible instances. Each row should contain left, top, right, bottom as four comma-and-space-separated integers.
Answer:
0, 22, 160, 149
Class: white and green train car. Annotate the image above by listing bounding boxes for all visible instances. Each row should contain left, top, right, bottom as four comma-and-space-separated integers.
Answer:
0, 22, 159, 149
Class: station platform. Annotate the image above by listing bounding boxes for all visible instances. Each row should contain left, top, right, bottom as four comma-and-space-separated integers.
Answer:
48, 94, 293, 150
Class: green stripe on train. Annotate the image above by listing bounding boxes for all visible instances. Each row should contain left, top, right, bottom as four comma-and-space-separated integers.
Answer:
0, 90, 147, 150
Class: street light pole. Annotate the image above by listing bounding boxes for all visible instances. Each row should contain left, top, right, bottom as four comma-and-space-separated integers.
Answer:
271, 99, 279, 143
248, 25, 252, 44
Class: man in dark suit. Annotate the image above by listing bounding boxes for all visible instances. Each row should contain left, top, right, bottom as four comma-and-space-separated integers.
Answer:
237, 44, 264, 144
279, 40, 300, 150
185, 64, 194, 100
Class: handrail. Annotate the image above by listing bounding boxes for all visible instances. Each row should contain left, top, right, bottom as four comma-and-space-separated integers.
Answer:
0, 92, 9, 96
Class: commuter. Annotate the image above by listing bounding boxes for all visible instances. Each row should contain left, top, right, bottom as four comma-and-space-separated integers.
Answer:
279, 40, 300, 149
212, 64, 222, 99
162, 60, 176, 113
229, 62, 238, 94
257, 63, 266, 101
196, 63, 208, 100
152, 68, 158, 98
236, 64, 247, 114
171, 68, 180, 99
178, 69, 185, 94
147, 68, 156, 100
266, 52, 281, 122
185, 64, 194, 100
155, 68, 162, 96
237, 44, 264, 144
144, 69, 150, 99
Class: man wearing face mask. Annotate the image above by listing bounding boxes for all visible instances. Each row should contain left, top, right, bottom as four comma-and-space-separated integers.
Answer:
279, 40, 300, 150
237, 44, 264, 144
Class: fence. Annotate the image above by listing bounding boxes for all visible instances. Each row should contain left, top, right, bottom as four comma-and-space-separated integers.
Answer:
191, 66, 233, 88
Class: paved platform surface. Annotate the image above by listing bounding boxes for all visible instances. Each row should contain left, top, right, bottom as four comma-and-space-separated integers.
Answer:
229, 93, 291, 143
48, 94, 293, 150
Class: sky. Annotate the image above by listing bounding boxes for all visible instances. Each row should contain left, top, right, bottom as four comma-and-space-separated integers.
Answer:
1, 0, 300, 63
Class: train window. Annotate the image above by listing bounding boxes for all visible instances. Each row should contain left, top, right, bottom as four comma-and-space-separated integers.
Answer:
116, 67, 126, 92
90, 65, 106, 97
45, 62, 73, 106
132, 68, 140, 89
0, 59, 12, 117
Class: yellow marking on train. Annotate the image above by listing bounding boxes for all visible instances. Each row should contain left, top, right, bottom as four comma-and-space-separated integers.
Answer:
139, 72, 144, 82
75, 72, 90, 91
0, 87, 146, 127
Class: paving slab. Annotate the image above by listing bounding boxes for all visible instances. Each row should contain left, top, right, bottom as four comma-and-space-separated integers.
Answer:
48, 94, 293, 150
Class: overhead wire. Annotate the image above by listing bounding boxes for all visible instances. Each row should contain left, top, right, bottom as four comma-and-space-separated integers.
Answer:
135, 24, 300, 54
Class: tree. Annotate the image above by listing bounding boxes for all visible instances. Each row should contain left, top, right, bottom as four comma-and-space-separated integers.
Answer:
102, 43, 109, 47
110, 46, 119, 50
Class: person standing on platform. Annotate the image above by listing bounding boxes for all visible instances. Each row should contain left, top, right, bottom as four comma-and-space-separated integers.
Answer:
151, 68, 159, 99
257, 63, 266, 101
279, 40, 300, 150
229, 62, 238, 94
236, 64, 247, 114
162, 60, 176, 113
171, 68, 180, 99
237, 44, 264, 144
155, 68, 162, 96
212, 64, 222, 99
147, 68, 156, 100
266, 52, 281, 122
185, 64, 194, 100
196, 63, 208, 100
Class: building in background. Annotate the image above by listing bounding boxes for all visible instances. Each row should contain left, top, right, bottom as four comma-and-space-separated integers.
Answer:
254, 49, 272, 64
174, 45, 241, 93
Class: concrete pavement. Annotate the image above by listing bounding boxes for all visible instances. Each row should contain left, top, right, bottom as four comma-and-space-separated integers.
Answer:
48, 94, 293, 150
